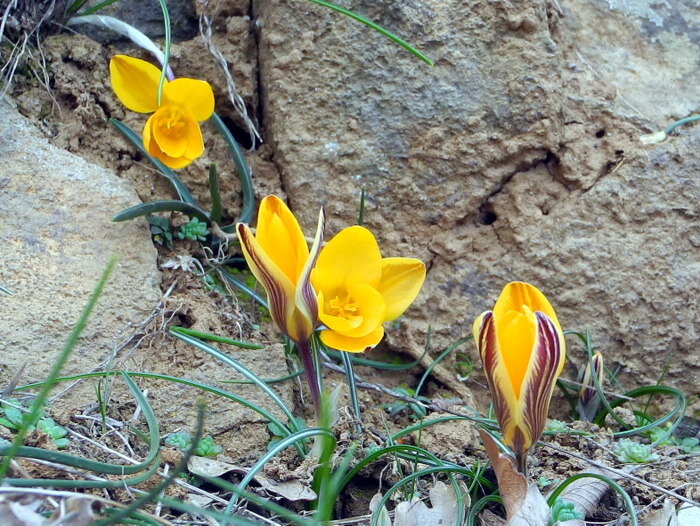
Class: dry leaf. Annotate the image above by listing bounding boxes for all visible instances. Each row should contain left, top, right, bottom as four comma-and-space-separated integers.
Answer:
369, 493, 393, 526
370, 481, 471, 526
641, 500, 679, 526
553, 465, 623, 526
677, 504, 700, 526
0, 495, 94, 526
479, 430, 549, 526
187, 455, 317, 501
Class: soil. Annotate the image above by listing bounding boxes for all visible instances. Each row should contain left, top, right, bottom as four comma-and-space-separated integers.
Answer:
1, 2, 699, 525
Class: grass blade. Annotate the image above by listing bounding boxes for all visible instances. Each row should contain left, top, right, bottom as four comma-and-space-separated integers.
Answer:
208, 163, 222, 224
169, 330, 300, 434
92, 401, 205, 526
219, 269, 268, 308
112, 200, 210, 223
18, 371, 294, 445
210, 113, 255, 226
170, 326, 264, 349
0, 257, 117, 480
415, 336, 471, 398
340, 350, 362, 428
307, 0, 433, 65
227, 427, 334, 512
0, 373, 160, 488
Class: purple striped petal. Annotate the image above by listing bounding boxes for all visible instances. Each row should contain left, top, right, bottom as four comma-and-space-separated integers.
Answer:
291, 206, 325, 341
519, 312, 565, 451
475, 311, 515, 448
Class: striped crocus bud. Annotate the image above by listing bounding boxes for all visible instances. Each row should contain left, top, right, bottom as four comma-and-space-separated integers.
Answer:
473, 282, 566, 473
577, 351, 604, 421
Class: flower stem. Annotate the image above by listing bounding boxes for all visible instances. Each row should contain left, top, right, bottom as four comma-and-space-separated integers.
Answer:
297, 339, 321, 418
516, 451, 528, 477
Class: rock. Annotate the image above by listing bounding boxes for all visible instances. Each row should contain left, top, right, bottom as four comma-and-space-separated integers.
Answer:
254, 0, 700, 397
0, 97, 162, 407
0, 99, 292, 460
70, 0, 199, 43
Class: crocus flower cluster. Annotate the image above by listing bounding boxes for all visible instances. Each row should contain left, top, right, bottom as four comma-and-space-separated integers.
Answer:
473, 282, 566, 473
109, 55, 214, 169
236, 196, 425, 413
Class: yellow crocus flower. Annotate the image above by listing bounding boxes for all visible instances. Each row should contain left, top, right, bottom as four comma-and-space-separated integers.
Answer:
109, 55, 214, 169
311, 226, 426, 353
236, 195, 325, 345
473, 282, 566, 473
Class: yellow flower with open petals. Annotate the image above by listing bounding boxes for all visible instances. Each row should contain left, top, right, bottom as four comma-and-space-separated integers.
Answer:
311, 226, 426, 353
109, 55, 214, 169
473, 282, 565, 472
237, 195, 325, 345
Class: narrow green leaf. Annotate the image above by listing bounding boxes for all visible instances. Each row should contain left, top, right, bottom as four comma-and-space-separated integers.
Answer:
168, 331, 301, 436
18, 371, 293, 446
208, 163, 223, 224
0, 257, 117, 480
210, 113, 255, 226
92, 401, 204, 526
112, 200, 210, 223
170, 326, 264, 349
227, 428, 334, 512
1, 373, 161, 486
307, 0, 433, 65
75, 0, 120, 16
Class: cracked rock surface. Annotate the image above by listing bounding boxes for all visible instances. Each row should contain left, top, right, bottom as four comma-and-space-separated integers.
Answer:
7, 0, 699, 422
255, 0, 700, 395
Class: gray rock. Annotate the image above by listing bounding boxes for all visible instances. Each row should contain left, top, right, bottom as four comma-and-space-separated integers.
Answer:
254, 0, 699, 396
0, 97, 162, 408
0, 99, 293, 459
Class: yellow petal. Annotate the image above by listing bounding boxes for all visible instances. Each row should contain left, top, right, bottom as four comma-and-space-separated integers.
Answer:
109, 55, 161, 113
292, 206, 325, 341
319, 283, 386, 338
320, 325, 384, 353
184, 117, 204, 158
312, 226, 382, 297
152, 107, 189, 157
377, 257, 426, 321
317, 290, 363, 333
256, 196, 309, 285
493, 282, 561, 397
494, 282, 561, 329
236, 223, 296, 337
164, 78, 215, 121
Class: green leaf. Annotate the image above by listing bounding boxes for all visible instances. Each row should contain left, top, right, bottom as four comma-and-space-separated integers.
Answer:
208, 163, 222, 224
210, 113, 254, 226
112, 200, 210, 223
307, 0, 433, 65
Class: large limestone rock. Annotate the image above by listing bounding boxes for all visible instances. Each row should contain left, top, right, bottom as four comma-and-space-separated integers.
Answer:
0, 98, 162, 392
0, 100, 293, 458
254, 0, 700, 396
